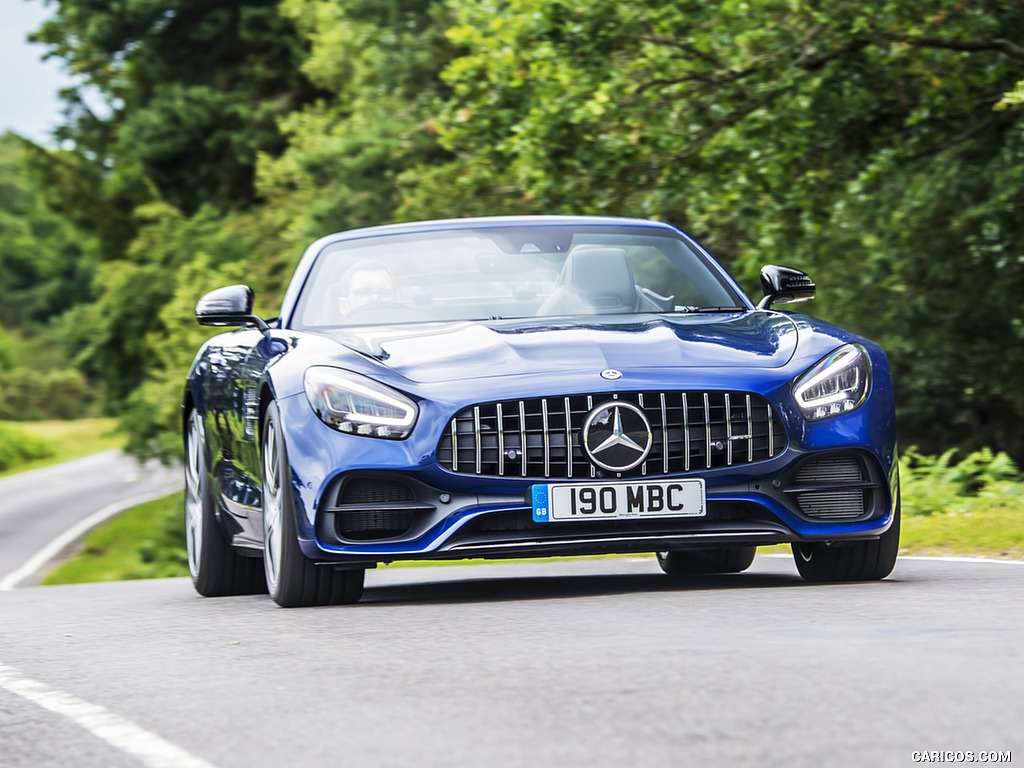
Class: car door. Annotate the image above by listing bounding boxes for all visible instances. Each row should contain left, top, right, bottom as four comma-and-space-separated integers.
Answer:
201, 328, 268, 548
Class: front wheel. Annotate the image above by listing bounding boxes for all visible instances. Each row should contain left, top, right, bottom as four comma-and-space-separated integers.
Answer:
792, 499, 901, 582
184, 409, 266, 597
656, 546, 756, 576
261, 401, 365, 608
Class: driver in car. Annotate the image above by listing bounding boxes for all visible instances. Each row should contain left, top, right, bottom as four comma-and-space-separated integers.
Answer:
338, 259, 395, 317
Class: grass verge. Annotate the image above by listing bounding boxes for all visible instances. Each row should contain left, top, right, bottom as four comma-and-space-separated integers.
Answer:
42, 490, 1024, 586
39, 446, 1024, 585
42, 492, 188, 585
0, 418, 123, 478
42, 491, 641, 585
758, 499, 1024, 560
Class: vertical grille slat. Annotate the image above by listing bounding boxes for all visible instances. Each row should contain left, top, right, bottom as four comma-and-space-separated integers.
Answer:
437, 390, 786, 478
660, 393, 669, 475
746, 395, 753, 464
496, 402, 505, 476
450, 420, 458, 472
564, 397, 573, 479
473, 406, 482, 475
518, 401, 527, 478
725, 393, 733, 467
703, 393, 712, 470
541, 398, 550, 478
682, 393, 691, 472
586, 395, 595, 478
638, 393, 648, 477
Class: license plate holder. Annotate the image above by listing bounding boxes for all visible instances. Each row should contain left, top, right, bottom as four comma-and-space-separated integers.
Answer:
531, 479, 706, 523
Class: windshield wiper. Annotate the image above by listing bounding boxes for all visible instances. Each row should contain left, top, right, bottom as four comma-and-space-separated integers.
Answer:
673, 306, 747, 314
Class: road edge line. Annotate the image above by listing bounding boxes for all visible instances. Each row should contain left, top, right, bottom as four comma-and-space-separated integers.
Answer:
0, 483, 183, 591
758, 553, 1024, 565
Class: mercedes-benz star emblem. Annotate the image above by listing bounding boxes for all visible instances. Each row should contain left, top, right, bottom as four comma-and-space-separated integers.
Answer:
600, 369, 622, 381
582, 402, 653, 472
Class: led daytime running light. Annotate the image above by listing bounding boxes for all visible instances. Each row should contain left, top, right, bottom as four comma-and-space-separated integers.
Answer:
304, 366, 418, 439
794, 344, 871, 421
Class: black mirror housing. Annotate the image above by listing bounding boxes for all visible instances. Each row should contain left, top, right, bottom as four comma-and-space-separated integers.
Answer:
196, 285, 271, 335
757, 265, 816, 310
196, 285, 255, 325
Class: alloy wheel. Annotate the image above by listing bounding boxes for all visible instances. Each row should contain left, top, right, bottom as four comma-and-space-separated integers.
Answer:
184, 411, 204, 579
262, 417, 284, 594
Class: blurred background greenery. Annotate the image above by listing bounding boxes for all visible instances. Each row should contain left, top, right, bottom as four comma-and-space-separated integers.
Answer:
2, 0, 1022, 473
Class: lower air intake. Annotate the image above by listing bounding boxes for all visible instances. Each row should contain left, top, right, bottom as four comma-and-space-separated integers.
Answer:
794, 455, 869, 521
339, 478, 415, 505
335, 509, 415, 541
329, 478, 419, 540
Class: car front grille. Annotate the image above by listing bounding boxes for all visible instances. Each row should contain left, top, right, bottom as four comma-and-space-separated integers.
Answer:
436, 391, 786, 479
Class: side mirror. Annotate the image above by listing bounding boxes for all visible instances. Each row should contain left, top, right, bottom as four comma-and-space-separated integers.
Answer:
757, 265, 816, 310
196, 285, 270, 336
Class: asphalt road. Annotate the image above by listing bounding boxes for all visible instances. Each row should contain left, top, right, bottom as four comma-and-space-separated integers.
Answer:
0, 450, 183, 589
1, 556, 1020, 768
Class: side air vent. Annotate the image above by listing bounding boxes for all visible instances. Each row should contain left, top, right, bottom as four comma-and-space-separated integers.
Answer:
335, 509, 416, 541
339, 478, 415, 505
324, 477, 428, 542
790, 454, 875, 521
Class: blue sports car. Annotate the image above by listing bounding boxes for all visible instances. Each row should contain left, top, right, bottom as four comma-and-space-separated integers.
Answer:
184, 216, 899, 607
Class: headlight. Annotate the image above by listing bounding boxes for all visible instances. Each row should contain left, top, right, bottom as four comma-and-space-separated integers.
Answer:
793, 344, 871, 421
304, 367, 418, 439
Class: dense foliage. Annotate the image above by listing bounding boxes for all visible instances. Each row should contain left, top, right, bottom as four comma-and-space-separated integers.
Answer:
0, 423, 54, 472
901, 447, 1021, 516
0, 135, 93, 419
3, 0, 1022, 462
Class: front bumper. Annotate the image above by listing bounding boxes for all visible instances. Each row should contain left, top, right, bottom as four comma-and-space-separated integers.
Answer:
274, 375, 898, 565
304, 452, 898, 565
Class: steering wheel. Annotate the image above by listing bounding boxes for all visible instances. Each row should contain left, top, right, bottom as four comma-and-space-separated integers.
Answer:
339, 302, 433, 325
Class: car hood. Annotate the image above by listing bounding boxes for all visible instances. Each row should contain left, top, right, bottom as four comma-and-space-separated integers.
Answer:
323, 312, 801, 384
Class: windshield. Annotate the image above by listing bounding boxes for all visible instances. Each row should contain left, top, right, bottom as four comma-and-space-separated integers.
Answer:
292, 224, 745, 328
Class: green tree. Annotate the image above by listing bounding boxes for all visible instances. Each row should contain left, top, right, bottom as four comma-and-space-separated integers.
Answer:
0, 133, 94, 325
401, 0, 1024, 458
0, 133, 100, 419
25, 0, 325, 415
18, 0, 1024, 463
64, 201, 280, 407
256, 0, 455, 244
31, 0, 320, 215
114, 0, 458, 459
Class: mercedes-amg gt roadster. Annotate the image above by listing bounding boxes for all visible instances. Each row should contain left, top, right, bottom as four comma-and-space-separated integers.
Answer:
184, 216, 899, 607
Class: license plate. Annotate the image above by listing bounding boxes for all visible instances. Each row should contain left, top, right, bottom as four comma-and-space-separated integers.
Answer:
531, 479, 706, 523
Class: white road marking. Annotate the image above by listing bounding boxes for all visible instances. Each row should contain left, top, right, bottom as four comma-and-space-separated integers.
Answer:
0, 483, 183, 591
898, 555, 1024, 565
759, 552, 1024, 565
0, 663, 217, 768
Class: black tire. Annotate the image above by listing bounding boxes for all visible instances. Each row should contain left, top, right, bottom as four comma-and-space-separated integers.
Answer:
261, 402, 365, 608
657, 545, 756, 575
184, 409, 266, 597
792, 497, 901, 582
